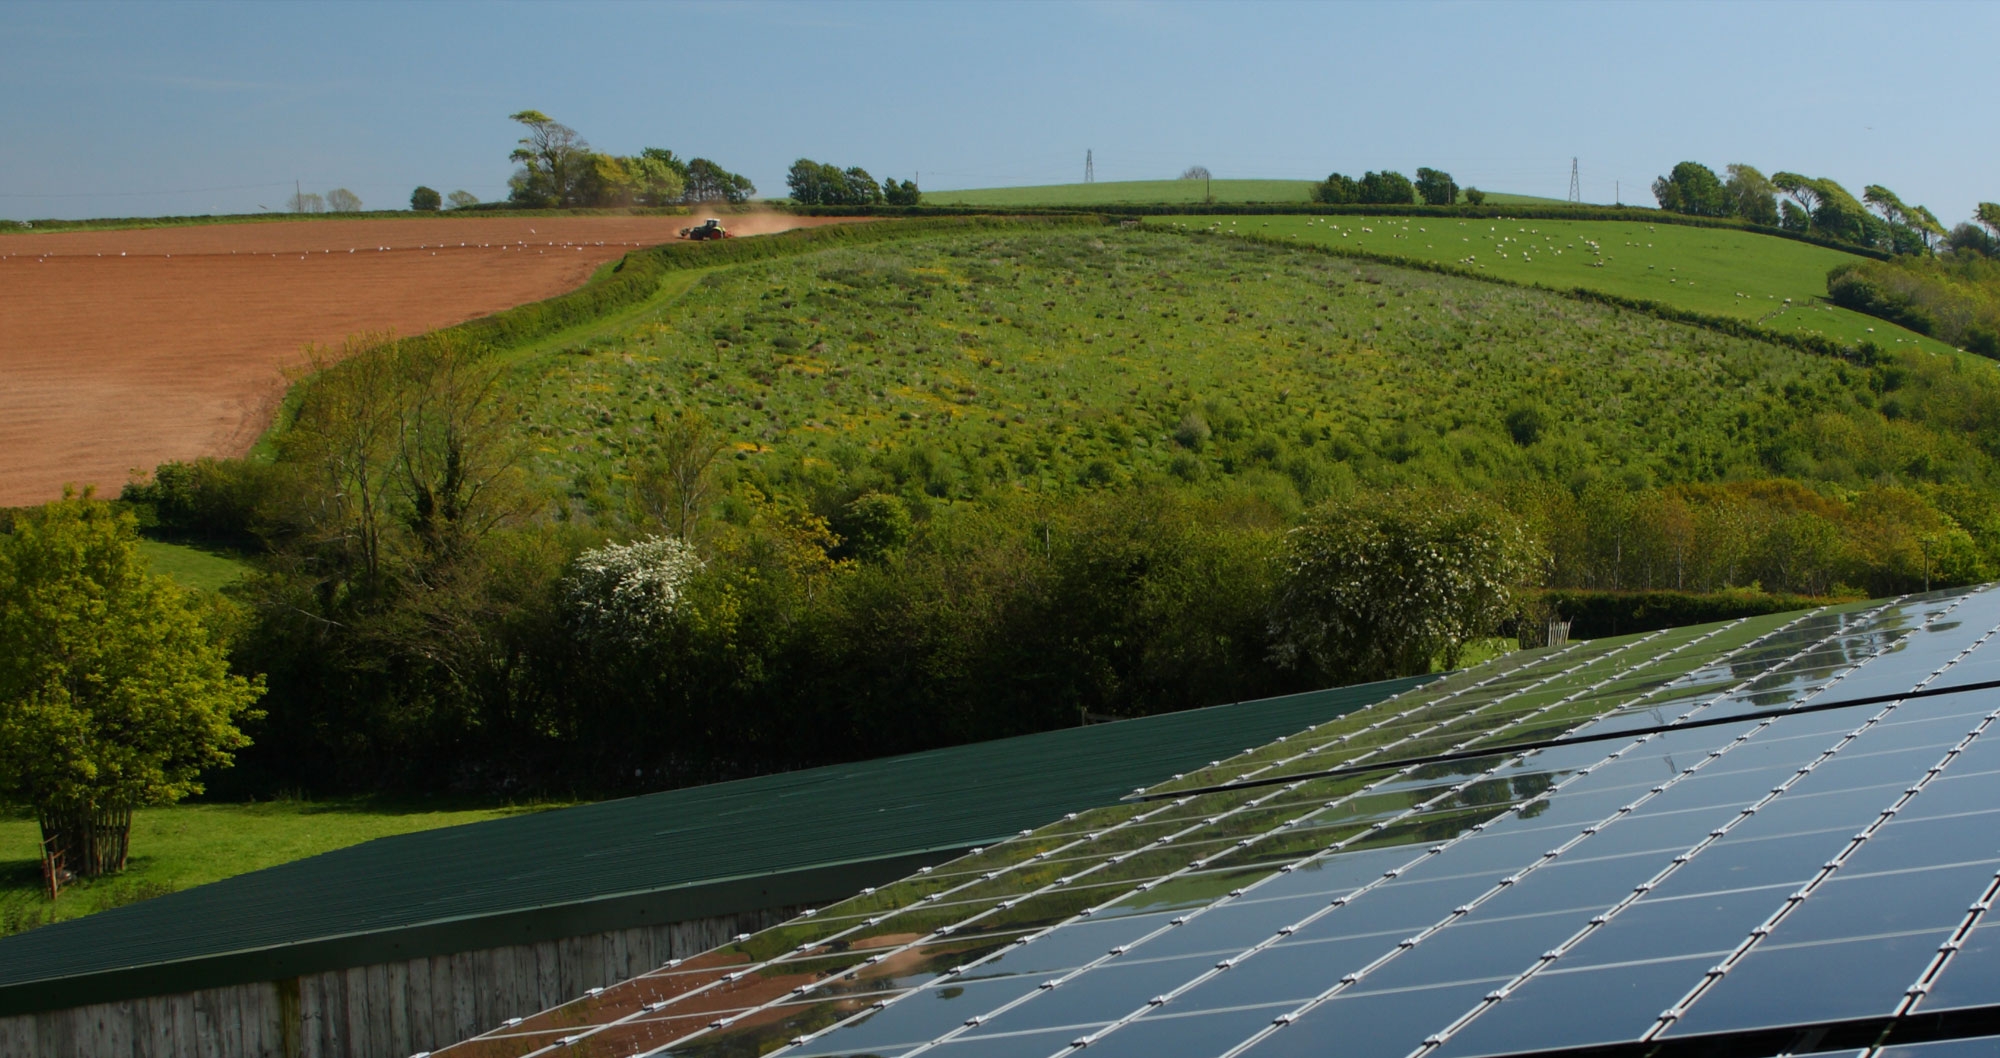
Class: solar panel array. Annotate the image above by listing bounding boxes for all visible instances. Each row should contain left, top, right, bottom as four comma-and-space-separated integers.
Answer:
430, 586, 2000, 1058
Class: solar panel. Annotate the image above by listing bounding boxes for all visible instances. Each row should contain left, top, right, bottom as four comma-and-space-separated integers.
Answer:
426, 587, 2000, 1058
1877, 1036, 2000, 1057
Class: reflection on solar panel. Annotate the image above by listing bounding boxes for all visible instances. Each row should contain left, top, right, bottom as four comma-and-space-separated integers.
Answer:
427, 587, 2000, 1058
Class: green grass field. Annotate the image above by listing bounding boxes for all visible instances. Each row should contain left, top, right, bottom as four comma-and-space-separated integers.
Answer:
138, 539, 253, 592
506, 225, 1962, 513
0, 799, 558, 936
1156, 214, 1961, 357
921, 179, 1566, 208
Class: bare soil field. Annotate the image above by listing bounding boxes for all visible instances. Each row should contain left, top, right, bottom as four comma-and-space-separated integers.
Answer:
0, 213, 852, 508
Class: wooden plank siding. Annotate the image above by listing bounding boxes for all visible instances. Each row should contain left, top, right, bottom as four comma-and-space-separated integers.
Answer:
0, 907, 791, 1058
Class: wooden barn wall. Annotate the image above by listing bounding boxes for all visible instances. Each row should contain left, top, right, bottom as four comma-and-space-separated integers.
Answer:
0, 907, 794, 1058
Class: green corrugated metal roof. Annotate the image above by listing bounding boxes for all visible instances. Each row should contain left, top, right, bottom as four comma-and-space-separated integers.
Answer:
0, 675, 1430, 1016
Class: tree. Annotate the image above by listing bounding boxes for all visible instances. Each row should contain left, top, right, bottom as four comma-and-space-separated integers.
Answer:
1865, 184, 1945, 252
579, 153, 641, 207
630, 410, 728, 540
1180, 166, 1212, 181
288, 190, 325, 214
1414, 167, 1458, 206
1269, 490, 1541, 681
624, 155, 686, 206
325, 188, 362, 213
508, 109, 590, 207
842, 167, 883, 205
1724, 164, 1779, 225
683, 158, 755, 204
562, 536, 703, 647
1358, 170, 1416, 205
1774, 172, 1872, 244
883, 177, 921, 206
446, 190, 479, 210
1652, 162, 1730, 217
1976, 203, 2000, 240
787, 159, 885, 205
0, 492, 264, 877
1315, 171, 1412, 205
1311, 172, 1361, 205
1945, 222, 2000, 258
838, 493, 914, 562
1463, 187, 1487, 206
410, 186, 442, 211
392, 333, 528, 561
642, 147, 690, 184
786, 158, 835, 204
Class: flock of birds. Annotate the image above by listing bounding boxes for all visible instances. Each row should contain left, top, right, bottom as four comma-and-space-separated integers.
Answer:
0, 235, 654, 264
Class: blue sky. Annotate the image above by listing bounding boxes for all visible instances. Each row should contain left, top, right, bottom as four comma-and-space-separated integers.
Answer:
2, 0, 1994, 223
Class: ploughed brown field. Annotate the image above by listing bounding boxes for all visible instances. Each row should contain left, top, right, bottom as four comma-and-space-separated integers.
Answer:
0, 213, 851, 508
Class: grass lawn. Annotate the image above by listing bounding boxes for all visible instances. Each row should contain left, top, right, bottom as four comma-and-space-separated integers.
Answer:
0, 798, 562, 936
138, 539, 253, 592
1156, 213, 1964, 357
922, 179, 1569, 208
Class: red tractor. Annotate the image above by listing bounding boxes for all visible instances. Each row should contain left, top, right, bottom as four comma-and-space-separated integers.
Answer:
678, 218, 732, 241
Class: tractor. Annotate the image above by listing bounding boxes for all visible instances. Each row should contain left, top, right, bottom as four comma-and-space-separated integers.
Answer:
678, 218, 731, 241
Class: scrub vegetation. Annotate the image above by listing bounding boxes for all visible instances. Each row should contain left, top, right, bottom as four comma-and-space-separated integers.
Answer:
83, 218, 2000, 799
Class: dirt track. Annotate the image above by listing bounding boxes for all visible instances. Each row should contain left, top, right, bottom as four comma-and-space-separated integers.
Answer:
0, 214, 852, 508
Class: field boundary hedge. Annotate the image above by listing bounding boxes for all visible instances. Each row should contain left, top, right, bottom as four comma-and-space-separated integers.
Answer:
1530, 588, 1852, 639
785, 202, 1894, 262
1186, 226, 1888, 365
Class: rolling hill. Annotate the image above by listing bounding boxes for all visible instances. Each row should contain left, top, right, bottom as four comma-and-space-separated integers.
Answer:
920, 179, 1566, 208
1161, 213, 1958, 356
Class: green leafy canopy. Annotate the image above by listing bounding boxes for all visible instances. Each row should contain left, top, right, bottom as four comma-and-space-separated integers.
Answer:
0, 493, 264, 815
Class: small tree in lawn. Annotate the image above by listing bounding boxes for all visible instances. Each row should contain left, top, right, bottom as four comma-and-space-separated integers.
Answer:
1269, 490, 1542, 682
0, 491, 264, 879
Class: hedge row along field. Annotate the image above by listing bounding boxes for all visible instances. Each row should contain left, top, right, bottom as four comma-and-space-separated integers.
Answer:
915, 179, 1569, 208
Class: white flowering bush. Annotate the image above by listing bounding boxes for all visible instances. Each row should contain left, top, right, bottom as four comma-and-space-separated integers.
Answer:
1270, 491, 1542, 680
563, 535, 703, 646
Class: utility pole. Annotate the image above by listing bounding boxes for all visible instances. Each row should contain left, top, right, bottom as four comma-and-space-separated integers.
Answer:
1568, 158, 1581, 204
1085, 149, 1095, 184
295, 179, 302, 213
1616, 179, 1621, 206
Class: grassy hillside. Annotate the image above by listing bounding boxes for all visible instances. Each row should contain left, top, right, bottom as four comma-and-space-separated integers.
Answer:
512, 225, 1980, 513
1160, 213, 1960, 356
922, 180, 1565, 208
0, 799, 556, 936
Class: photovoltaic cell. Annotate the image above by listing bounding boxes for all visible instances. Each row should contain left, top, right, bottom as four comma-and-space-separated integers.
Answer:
419, 588, 2000, 1058
1877, 1034, 2000, 1056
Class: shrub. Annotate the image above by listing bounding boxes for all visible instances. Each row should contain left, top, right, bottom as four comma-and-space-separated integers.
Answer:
562, 535, 702, 646
1270, 490, 1542, 680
